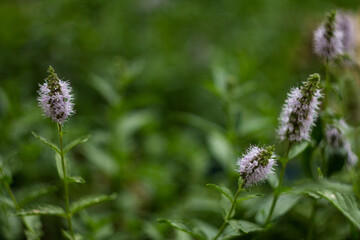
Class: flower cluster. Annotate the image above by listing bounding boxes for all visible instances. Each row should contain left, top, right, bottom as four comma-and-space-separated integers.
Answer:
38, 66, 75, 124
236, 145, 276, 187
313, 11, 356, 60
278, 73, 322, 142
326, 122, 358, 166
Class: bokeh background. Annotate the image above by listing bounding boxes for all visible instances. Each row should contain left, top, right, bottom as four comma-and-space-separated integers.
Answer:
1, 0, 360, 239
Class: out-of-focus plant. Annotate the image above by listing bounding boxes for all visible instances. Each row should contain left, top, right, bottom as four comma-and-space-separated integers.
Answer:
20, 67, 116, 239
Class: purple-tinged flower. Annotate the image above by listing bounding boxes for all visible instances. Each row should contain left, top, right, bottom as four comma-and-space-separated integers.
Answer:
38, 66, 75, 124
278, 73, 322, 142
326, 122, 358, 167
326, 125, 344, 148
236, 145, 276, 187
313, 11, 357, 61
336, 12, 357, 56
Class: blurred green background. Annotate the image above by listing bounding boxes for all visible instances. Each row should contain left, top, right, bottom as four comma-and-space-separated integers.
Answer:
1, 0, 360, 239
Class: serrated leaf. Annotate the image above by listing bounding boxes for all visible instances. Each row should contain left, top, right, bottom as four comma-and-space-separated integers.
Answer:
0, 196, 14, 208
288, 142, 309, 159
221, 225, 242, 239
317, 167, 323, 179
220, 194, 234, 218
207, 130, 235, 169
158, 219, 206, 240
256, 193, 301, 224
62, 230, 83, 240
18, 184, 57, 206
237, 193, 263, 202
32, 132, 60, 155
55, 154, 64, 179
229, 220, 264, 233
70, 194, 116, 214
317, 189, 360, 230
267, 174, 279, 189
24, 216, 42, 240
64, 135, 91, 153
17, 204, 65, 217
293, 179, 353, 196
206, 183, 233, 202
65, 176, 85, 184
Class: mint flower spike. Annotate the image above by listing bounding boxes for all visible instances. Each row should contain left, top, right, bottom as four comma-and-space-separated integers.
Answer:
38, 66, 75, 124
326, 122, 358, 167
314, 11, 343, 60
278, 73, 322, 142
313, 11, 356, 61
336, 12, 356, 56
237, 145, 277, 187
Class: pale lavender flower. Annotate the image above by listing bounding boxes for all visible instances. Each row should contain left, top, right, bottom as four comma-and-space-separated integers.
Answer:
38, 66, 75, 124
336, 12, 357, 56
236, 145, 276, 187
325, 125, 343, 148
313, 11, 357, 60
278, 74, 322, 142
327, 121, 358, 167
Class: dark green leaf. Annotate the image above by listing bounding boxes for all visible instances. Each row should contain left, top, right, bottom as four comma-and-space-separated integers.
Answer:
18, 184, 57, 206
32, 132, 60, 155
221, 225, 242, 239
317, 189, 360, 230
157, 219, 206, 240
0, 196, 14, 208
24, 216, 42, 240
17, 204, 65, 217
206, 183, 234, 202
207, 131, 235, 169
288, 142, 309, 159
65, 176, 85, 184
317, 167, 323, 179
55, 153, 64, 179
237, 193, 263, 202
64, 135, 91, 153
221, 194, 234, 218
62, 230, 83, 240
256, 193, 301, 224
70, 194, 116, 214
229, 220, 264, 233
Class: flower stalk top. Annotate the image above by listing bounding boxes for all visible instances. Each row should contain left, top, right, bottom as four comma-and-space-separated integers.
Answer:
313, 10, 356, 61
278, 73, 322, 142
38, 66, 74, 124
237, 145, 276, 187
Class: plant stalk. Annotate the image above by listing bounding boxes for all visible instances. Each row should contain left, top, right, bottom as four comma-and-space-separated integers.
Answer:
307, 200, 317, 240
213, 182, 244, 240
58, 123, 75, 238
264, 141, 293, 225
0, 166, 38, 238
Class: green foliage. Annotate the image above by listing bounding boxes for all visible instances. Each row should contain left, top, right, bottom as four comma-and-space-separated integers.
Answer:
70, 194, 117, 215
17, 184, 57, 206
317, 189, 360, 230
31, 132, 60, 155
288, 142, 310, 159
157, 219, 206, 240
228, 220, 263, 234
16, 204, 65, 217
206, 184, 234, 202
64, 135, 91, 153
1, 0, 360, 239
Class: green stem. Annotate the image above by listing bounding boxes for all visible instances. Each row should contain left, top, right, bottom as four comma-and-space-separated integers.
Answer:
0, 167, 38, 238
264, 141, 293, 226
58, 124, 75, 238
321, 60, 330, 177
307, 200, 317, 240
213, 182, 244, 240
